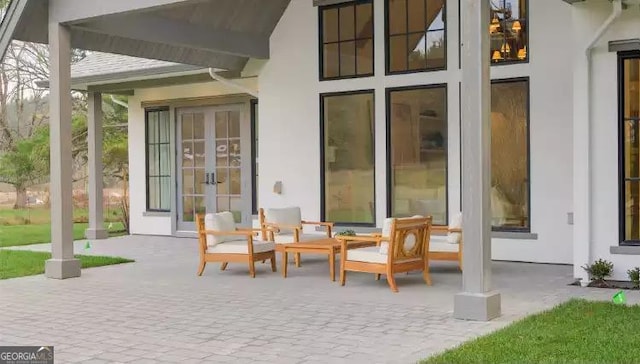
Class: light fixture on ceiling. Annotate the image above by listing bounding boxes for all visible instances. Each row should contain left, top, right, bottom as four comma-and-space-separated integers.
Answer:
517, 46, 527, 60
492, 50, 503, 62
501, 42, 511, 54
489, 15, 500, 34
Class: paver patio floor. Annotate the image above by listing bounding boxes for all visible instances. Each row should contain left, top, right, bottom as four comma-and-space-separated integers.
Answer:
1, 235, 637, 363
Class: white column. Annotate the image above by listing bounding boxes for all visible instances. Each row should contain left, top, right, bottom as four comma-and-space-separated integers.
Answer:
45, 21, 80, 279
85, 91, 108, 240
453, 0, 501, 321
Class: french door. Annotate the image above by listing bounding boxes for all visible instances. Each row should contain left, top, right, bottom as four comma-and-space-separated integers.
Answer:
176, 105, 250, 232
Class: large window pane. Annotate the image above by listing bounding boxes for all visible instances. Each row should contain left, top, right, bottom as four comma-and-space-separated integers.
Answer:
322, 92, 375, 224
389, 86, 447, 225
491, 80, 529, 230
320, 1, 373, 79
490, 0, 528, 64
146, 108, 171, 212
387, 0, 446, 73
622, 57, 640, 242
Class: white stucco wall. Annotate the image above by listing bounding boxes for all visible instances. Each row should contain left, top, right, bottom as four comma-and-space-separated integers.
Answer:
259, 0, 575, 263
577, 3, 640, 280
127, 78, 258, 236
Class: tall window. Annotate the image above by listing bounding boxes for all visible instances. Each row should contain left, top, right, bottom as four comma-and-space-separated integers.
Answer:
388, 85, 447, 225
319, 0, 374, 80
620, 53, 640, 244
489, 0, 528, 64
321, 91, 375, 225
491, 79, 529, 230
146, 108, 171, 212
386, 0, 446, 74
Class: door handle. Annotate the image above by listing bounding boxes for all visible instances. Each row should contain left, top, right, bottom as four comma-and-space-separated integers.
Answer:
204, 172, 210, 185
211, 172, 218, 185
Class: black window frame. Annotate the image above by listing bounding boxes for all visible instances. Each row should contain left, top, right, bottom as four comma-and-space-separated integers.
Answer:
145, 107, 171, 212
489, 77, 531, 232
320, 89, 376, 226
385, 0, 448, 75
318, 0, 375, 81
489, 0, 530, 66
250, 99, 259, 215
385, 83, 449, 226
618, 51, 640, 246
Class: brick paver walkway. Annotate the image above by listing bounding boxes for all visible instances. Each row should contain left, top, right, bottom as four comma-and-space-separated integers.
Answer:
1, 235, 636, 363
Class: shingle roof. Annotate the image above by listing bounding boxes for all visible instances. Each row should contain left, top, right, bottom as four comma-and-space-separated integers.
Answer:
69, 52, 205, 83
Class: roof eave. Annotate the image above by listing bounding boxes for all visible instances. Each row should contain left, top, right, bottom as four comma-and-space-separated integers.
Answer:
0, 0, 30, 61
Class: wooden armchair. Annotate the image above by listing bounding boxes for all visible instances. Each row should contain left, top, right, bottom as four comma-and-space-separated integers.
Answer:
337, 216, 433, 292
258, 207, 334, 267
196, 212, 277, 278
429, 211, 463, 270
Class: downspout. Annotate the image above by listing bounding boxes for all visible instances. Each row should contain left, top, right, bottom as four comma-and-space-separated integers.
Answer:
208, 68, 259, 98
580, 0, 622, 286
110, 95, 129, 109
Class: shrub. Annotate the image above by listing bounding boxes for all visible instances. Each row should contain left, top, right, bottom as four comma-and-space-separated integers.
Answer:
336, 229, 356, 236
582, 259, 614, 281
628, 267, 640, 289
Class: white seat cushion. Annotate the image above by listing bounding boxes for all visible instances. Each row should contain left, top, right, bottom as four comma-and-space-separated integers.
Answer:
264, 207, 302, 234
273, 233, 324, 244
429, 241, 460, 253
205, 211, 237, 247
447, 211, 463, 244
207, 240, 275, 254
347, 246, 389, 264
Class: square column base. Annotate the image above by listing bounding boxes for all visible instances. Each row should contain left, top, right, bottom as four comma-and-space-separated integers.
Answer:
454, 291, 501, 321
85, 228, 108, 240
45, 259, 81, 279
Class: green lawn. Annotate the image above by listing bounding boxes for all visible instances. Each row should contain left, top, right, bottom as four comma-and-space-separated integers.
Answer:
0, 207, 123, 225
0, 250, 134, 279
423, 299, 640, 364
0, 222, 126, 248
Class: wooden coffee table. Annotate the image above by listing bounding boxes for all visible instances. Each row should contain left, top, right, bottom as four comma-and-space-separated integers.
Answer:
281, 238, 377, 281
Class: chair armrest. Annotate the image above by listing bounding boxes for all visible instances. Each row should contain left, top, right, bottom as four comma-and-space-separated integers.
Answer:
430, 226, 450, 233
302, 220, 334, 227
335, 235, 381, 243
263, 222, 302, 232
235, 228, 262, 235
201, 230, 254, 237
448, 227, 462, 233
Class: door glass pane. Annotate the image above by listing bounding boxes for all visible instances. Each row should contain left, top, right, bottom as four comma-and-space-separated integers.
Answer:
230, 197, 242, 223
389, 35, 407, 72
194, 196, 206, 217
215, 112, 228, 138
230, 169, 241, 195
426, 30, 445, 69
183, 197, 194, 222
216, 168, 228, 194
323, 92, 375, 224
195, 169, 206, 195
229, 111, 240, 138
182, 142, 193, 168
408, 33, 427, 70
194, 141, 205, 168
193, 113, 205, 139
182, 169, 194, 195
216, 140, 228, 166
217, 196, 230, 212
389, 86, 447, 225
182, 113, 193, 140
625, 181, 640, 241
229, 139, 241, 167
